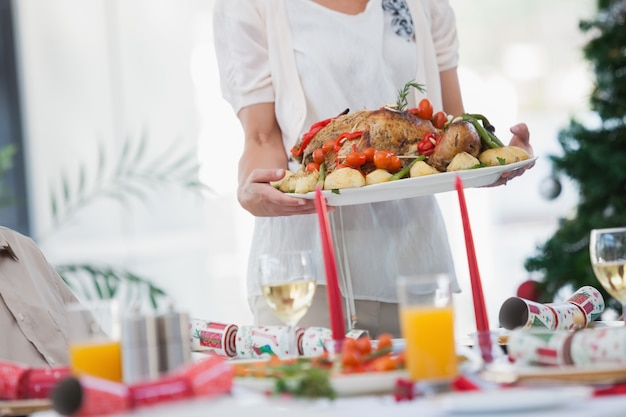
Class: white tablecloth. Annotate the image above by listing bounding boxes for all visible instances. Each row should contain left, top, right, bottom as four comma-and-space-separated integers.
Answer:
33, 385, 626, 417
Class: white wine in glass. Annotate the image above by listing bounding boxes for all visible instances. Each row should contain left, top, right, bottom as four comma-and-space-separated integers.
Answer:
258, 250, 317, 356
589, 227, 626, 320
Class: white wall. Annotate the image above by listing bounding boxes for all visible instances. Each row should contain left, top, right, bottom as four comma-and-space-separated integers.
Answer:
13, 0, 594, 336
14, 0, 252, 324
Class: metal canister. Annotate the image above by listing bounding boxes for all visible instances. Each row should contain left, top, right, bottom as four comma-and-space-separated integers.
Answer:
120, 310, 159, 384
157, 308, 191, 373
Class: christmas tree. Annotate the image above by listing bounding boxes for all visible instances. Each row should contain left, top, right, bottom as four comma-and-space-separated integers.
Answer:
524, 0, 626, 312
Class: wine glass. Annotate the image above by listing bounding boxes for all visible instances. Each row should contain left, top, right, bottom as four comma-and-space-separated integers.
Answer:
589, 227, 626, 321
258, 250, 317, 357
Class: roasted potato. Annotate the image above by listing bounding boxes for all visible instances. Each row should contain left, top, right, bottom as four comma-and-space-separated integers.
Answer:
324, 167, 365, 190
506, 146, 531, 161
446, 152, 480, 172
410, 160, 440, 177
294, 170, 319, 194
271, 170, 297, 193
365, 168, 393, 185
479, 146, 530, 167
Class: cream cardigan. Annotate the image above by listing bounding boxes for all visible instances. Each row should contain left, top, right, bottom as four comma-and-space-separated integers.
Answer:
213, 0, 459, 152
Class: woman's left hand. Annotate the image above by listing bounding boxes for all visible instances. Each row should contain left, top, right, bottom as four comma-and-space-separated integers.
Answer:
489, 123, 535, 187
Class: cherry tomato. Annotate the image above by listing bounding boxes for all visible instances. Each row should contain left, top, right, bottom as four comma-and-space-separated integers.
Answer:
342, 338, 358, 353
369, 355, 398, 372
373, 150, 392, 170
312, 148, 325, 165
322, 140, 335, 154
387, 155, 403, 173
416, 98, 433, 121
362, 147, 376, 162
305, 162, 320, 173
335, 162, 348, 170
377, 333, 393, 351
432, 111, 448, 129
346, 151, 366, 168
341, 348, 362, 368
356, 336, 373, 356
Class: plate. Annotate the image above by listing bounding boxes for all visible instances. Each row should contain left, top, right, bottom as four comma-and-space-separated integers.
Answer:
435, 386, 592, 414
481, 363, 626, 385
291, 158, 537, 206
235, 369, 409, 397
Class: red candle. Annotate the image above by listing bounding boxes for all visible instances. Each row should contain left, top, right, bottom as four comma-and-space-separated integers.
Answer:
455, 176, 492, 362
314, 187, 346, 342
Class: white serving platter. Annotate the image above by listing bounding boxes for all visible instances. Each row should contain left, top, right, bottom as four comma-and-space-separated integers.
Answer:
291, 158, 537, 206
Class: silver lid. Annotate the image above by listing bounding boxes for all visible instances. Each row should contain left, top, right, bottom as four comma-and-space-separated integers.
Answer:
121, 313, 158, 346
121, 312, 159, 383
157, 309, 191, 373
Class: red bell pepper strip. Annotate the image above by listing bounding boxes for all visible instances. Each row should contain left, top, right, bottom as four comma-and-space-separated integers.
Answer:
291, 117, 334, 156
333, 131, 363, 153
416, 132, 442, 156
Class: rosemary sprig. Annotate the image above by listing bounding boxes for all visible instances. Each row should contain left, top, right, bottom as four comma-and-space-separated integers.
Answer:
395, 80, 426, 111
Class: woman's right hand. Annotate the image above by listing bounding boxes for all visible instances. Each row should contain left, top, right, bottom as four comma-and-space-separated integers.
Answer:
236, 103, 320, 216
238, 168, 319, 217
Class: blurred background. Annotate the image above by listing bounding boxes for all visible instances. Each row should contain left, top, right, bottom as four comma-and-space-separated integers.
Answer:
0, 0, 596, 336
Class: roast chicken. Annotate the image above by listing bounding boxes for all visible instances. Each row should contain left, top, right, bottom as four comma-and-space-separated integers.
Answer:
292, 107, 482, 175
276, 106, 528, 193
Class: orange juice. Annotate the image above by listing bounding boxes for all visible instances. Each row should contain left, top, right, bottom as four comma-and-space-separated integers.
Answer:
69, 339, 123, 382
400, 305, 457, 381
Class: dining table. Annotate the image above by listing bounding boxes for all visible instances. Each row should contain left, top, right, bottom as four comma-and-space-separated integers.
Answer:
28, 382, 626, 417
15, 336, 626, 417
22, 298, 626, 417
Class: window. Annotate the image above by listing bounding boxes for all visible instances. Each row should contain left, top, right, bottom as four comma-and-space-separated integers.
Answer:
0, 0, 29, 234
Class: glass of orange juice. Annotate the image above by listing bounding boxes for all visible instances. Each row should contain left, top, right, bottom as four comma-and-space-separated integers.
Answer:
397, 274, 457, 390
66, 299, 123, 382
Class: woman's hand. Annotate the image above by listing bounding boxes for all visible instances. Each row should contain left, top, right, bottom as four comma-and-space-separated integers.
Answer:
489, 123, 535, 187
238, 168, 319, 217
236, 103, 319, 216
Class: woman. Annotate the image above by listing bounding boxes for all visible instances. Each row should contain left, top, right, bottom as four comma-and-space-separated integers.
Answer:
213, 0, 532, 337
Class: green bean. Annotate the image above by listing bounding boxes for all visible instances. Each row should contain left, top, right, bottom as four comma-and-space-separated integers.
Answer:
316, 162, 326, 189
389, 156, 425, 181
466, 113, 494, 129
467, 113, 505, 147
462, 114, 504, 149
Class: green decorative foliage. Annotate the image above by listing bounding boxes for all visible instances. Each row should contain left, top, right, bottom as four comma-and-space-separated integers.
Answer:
0, 144, 17, 210
55, 264, 168, 310
524, 0, 626, 311
0, 131, 209, 310
45, 133, 210, 310
48, 131, 209, 231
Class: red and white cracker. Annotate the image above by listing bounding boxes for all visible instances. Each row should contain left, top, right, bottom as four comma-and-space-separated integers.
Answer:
189, 320, 238, 358
235, 325, 303, 359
